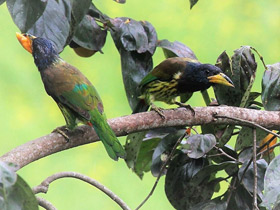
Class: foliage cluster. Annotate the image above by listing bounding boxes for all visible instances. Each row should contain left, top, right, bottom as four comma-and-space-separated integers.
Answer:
1, 0, 280, 209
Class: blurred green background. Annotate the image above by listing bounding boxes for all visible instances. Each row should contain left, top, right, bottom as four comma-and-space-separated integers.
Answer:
0, 0, 280, 209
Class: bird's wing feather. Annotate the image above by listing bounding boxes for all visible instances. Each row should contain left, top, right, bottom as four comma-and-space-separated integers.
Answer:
140, 57, 200, 87
42, 62, 103, 120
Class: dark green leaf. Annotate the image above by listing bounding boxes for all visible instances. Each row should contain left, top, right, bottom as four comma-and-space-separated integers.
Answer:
0, 162, 38, 210
189, 0, 199, 9
110, 17, 157, 111
165, 153, 212, 209
7, 0, 47, 32
69, 0, 91, 25
27, 0, 71, 52
235, 127, 268, 151
214, 47, 257, 107
218, 125, 235, 146
191, 161, 236, 185
262, 154, 280, 209
125, 132, 146, 170
72, 15, 107, 52
134, 138, 161, 179
227, 183, 253, 210
190, 197, 227, 210
27, 0, 91, 52
0, 0, 6, 5
238, 147, 253, 163
238, 159, 267, 197
151, 128, 186, 176
114, 0, 126, 3
157, 39, 198, 59
261, 63, 280, 111
183, 134, 216, 159
0, 162, 18, 188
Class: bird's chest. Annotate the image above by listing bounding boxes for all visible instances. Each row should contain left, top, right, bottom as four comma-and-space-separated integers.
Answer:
145, 79, 179, 104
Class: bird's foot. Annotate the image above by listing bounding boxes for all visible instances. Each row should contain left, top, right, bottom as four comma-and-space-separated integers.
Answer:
175, 102, 195, 116
151, 104, 166, 119
52, 126, 70, 142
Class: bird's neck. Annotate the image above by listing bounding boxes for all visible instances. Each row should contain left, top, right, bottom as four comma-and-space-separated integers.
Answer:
33, 52, 60, 72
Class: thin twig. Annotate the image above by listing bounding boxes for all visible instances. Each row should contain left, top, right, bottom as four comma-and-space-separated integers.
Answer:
258, 142, 280, 158
32, 172, 131, 210
214, 146, 239, 162
135, 132, 188, 210
214, 114, 280, 139
36, 196, 57, 210
250, 47, 268, 70
252, 129, 259, 210
226, 177, 237, 204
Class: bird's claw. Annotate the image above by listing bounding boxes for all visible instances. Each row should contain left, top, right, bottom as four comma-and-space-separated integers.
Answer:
52, 126, 70, 142
175, 102, 195, 116
151, 104, 166, 119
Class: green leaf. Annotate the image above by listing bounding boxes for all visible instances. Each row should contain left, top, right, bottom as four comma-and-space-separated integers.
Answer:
235, 127, 268, 151
27, 0, 91, 52
110, 17, 157, 111
189, 0, 199, 9
72, 15, 107, 52
151, 128, 186, 176
165, 153, 212, 209
26, 0, 70, 52
261, 63, 280, 111
7, 0, 47, 32
69, 0, 91, 25
191, 161, 236, 185
218, 125, 235, 146
214, 46, 257, 107
134, 138, 161, 179
262, 154, 280, 209
183, 134, 216, 159
238, 159, 267, 197
114, 0, 126, 3
0, 162, 38, 210
0, 0, 6, 5
190, 197, 227, 210
157, 39, 198, 59
125, 132, 146, 170
227, 183, 254, 210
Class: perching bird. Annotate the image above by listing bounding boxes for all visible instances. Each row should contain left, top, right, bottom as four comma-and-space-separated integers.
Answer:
133, 57, 234, 115
16, 33, 126, 161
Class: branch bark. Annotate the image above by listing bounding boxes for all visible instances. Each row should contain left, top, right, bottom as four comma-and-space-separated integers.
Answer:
1, 106, 280, 169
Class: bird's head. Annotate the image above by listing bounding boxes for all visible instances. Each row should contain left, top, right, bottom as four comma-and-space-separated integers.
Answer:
198, 64, 234, 88
16, 33, 59, 71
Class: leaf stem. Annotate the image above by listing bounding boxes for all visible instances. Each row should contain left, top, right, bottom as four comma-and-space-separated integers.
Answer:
252, 128, 259, 210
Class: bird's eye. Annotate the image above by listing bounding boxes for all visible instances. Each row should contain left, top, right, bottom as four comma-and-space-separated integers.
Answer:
206, 69, 210, 74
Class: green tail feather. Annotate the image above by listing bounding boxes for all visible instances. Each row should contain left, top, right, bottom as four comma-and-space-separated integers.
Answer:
90, 109, 126, 161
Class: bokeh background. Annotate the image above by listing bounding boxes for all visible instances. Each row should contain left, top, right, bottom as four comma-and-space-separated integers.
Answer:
1, 0, 280, 209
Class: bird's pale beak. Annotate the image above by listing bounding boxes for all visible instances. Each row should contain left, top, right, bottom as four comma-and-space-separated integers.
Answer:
208, 73, 234, 87
16, 32, 36, 54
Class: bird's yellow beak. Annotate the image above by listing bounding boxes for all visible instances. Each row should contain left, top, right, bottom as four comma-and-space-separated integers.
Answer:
16, 32, 36, 54
208, 73, 234, 87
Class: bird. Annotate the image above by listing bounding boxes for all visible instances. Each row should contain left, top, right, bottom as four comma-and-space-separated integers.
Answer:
16, 33, 126, 161
133, 57, 234, 116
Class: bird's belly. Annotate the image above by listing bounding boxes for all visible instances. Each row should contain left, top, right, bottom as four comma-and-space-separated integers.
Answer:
144, 80, 178, 104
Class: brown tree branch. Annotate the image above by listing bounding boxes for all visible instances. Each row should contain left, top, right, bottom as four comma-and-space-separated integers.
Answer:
1, 106, 280, 169
33, 171, 130, 210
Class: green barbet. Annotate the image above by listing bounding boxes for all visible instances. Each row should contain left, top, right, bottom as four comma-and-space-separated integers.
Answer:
133, 57, 234, 114
16, 33, 126, 161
